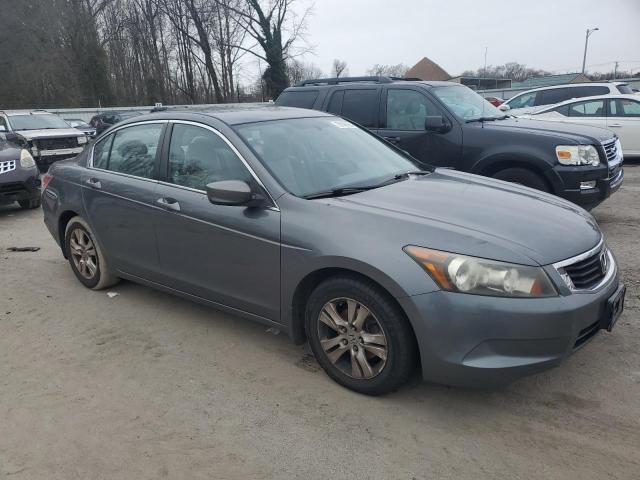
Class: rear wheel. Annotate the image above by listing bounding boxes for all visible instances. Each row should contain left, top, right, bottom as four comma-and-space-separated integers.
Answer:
18, 196, 41, 209
64, 216, 119, 290
305, 275, 417, 395
492, 167, 550, 192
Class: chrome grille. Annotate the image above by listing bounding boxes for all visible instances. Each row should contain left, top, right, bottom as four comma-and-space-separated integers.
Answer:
602, 139, 617, 163
0, 160, 17, 174
563, 250, 607, 290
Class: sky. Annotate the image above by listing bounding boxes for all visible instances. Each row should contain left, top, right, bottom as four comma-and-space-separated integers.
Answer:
258, 0, 640, 79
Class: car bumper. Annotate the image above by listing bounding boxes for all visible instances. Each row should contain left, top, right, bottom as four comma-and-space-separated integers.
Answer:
35, 147, 84, 171
549, 164, 623, 210
0, 167, 41, 203
398, 271, 621, 388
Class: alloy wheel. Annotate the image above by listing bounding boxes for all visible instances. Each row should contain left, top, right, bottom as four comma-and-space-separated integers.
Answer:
69, 228, 98, 280
317, 298, 388, 379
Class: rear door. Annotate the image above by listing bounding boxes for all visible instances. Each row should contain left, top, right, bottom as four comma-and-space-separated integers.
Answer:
81, 121, 166, 278
153, 121, 281, 321
379, 87, 461, 168
608, 98, 640, 154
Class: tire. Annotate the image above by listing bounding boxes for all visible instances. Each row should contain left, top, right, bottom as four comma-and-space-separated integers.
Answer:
64, 216, 119, 290
18, 196, 42, 209
492, 167, 550, 192
305, 275, 417, 395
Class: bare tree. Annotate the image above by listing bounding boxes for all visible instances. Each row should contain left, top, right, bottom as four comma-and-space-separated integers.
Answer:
332, 58, 347, 78
287, 59, 322, 84
367, 63, 409, 77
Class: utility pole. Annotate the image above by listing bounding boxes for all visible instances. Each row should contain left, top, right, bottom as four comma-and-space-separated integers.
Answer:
582, 27, 599, 74
614, 61, 619, 80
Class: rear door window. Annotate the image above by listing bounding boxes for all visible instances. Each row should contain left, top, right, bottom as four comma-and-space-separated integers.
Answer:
340, 89, 380, 127
276, 90, 319, 109
537, 88, 570, 106
104, 123, 164, 179
568, 99, 605, 117
568, 86, 610, 98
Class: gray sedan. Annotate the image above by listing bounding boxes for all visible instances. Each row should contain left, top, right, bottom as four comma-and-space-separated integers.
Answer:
42, 106, 625, 395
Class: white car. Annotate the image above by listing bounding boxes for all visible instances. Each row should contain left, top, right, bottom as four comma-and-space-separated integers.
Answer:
500, 82, 634, 116
526, 94, 640, 157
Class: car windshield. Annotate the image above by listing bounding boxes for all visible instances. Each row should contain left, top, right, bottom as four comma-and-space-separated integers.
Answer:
67, 119, 90, 128
9, 114, 70, 131
235, 117, 421, 198
432, 85, 505, 121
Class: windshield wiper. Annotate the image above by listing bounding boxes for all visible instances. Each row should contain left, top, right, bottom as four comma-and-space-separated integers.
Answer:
303, 170, 431, 200
466, 115, 508, 123
302, 186, 376, 200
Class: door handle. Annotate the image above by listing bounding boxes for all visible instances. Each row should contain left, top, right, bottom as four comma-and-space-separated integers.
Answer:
156, 197, 181, 212
382, 136, 401, 143
86, 178, 101, 189
608, 123, 622, 128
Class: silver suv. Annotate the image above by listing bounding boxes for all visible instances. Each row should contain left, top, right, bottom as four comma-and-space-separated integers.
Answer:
0, 110, 88, 172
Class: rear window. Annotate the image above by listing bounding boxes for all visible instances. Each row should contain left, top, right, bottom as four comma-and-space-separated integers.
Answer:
276, 90, 319, 109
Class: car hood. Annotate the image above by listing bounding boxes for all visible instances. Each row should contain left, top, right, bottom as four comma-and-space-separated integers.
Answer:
0, 141, 21, 161
483, 116, 614, 143
16, 129, 84, 140
328, 170, 601, 266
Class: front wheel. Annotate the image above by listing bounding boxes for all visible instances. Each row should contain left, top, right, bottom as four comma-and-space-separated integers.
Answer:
492, 167, 550, 192
305, 275, 417, 395
64, 216, 119, 290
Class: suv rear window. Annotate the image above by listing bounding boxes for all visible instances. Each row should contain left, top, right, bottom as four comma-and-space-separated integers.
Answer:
276, 90, 319, 109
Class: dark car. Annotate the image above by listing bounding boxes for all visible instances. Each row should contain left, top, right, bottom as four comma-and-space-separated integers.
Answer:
89, 111, 144, 136
42, 106, 625, 395
0, 133, 41, 209
276, 76, 623, 210
484, 96, 504, 107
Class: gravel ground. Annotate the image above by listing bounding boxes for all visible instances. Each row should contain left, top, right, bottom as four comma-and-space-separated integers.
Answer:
1, 165, 639, 479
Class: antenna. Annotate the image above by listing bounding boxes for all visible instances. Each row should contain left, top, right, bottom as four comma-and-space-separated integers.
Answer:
481, 46, 488, 126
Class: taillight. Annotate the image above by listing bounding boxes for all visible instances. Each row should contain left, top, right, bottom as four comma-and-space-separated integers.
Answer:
41, 173, 53, 190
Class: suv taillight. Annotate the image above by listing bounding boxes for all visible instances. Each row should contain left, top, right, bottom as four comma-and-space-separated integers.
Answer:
41, 173, 53, 190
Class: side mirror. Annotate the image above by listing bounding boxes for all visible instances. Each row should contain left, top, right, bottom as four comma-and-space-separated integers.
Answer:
424, 115, 451, 133
0, 125, 6, 132
499, 104, 510, 112
205, 180, 265, 207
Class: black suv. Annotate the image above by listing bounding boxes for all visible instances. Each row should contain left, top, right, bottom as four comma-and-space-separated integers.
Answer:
90, 111, 144, 136
276, 77, 623, 210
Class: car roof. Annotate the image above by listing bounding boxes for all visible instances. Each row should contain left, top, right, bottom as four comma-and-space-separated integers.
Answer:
126, 104, 332, 126
285, 79, 457, 90
1, 110, 55, 116
509, 82, 627, 98
535, 94, 639, 113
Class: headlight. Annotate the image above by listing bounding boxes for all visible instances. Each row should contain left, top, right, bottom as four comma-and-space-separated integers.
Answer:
78, 135, 88, 145
19, 149, 36, 168
555, 145, 600, 166
404, 246, 557, 298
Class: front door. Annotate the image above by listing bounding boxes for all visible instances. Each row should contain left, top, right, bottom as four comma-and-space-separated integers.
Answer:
608, 98, 640, 155
81, 121, 166, 278
153, 122, 281, 321
379, 87, 462, 168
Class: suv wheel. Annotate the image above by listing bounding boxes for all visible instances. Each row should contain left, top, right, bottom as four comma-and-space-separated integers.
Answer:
305, 275, 416, 395
492, 168, 550, 192
64, 216, 119, 290
18, 196, 41, 209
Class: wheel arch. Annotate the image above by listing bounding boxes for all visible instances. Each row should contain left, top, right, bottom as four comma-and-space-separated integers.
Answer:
288, 267, 419, 365
58, 210, 81, 258
472, 154, 560, 193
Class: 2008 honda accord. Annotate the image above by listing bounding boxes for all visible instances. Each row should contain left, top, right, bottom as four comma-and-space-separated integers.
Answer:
42, 106, 626, 395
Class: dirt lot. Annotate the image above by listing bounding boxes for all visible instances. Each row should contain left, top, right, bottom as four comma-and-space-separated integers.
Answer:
1, 166, 639, 480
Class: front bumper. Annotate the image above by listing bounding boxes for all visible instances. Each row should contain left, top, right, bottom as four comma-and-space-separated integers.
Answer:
549, 163, 623, 210
0, 166, 41, 203
398, 271, 621, 388
34, 147, 84, 171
